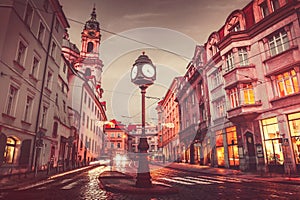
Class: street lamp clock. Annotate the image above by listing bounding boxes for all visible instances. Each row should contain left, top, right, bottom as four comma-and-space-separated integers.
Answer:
131, 52, 156, 86
131, 65, 138, 80
142, 64, 155, 78
130, 51, 156, 188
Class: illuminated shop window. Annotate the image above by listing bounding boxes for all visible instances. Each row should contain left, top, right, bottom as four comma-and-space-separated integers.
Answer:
288, 113, 300, 164
262, 117, 284, 165
226, 126, 239, 166
4, 137, 16, 164
216, 130, 225, 166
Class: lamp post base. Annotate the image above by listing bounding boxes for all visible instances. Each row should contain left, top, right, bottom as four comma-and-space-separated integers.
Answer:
135, 137, 152, 188
136, 172, 152, 188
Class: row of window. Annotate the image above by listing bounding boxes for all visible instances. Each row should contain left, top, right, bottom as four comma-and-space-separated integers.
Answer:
79, 134, 99, 153
224, 28, 290, 73
210, 68, 299, 120
4, 84, 49, 127
260, 0, 282, 19
5, 80, 70, 127
83, 92, 102, 119
81, 112, 102, 135
25, 1, 60, 41
105, 142, 122, 149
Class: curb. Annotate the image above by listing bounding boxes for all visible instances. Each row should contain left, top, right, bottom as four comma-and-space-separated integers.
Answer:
0, 165, 96, 191
98, 170, 179, 195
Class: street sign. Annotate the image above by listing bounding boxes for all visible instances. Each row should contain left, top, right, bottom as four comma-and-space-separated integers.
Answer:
36, 139, 44, 147
256, 144, 264, 158
283, 138, 289, 146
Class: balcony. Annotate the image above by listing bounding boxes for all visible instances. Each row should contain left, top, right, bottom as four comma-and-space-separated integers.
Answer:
226, 101, 262, 123
223, 64, 256, 89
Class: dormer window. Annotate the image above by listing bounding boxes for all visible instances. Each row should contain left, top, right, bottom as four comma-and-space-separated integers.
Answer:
224, 11, 245, 36
229, 22, 241, 33
271, 0, 280, 11
260, 1, 270, 18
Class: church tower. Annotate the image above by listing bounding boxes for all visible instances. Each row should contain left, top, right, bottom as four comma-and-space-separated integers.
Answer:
75, 6, 103, 96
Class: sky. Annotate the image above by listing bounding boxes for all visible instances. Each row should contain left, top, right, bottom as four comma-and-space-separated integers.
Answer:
59, 0, 251, 124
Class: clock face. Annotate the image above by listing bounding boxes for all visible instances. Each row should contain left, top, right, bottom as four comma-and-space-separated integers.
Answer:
142, 64, 155, 78
131, 65, 138, 79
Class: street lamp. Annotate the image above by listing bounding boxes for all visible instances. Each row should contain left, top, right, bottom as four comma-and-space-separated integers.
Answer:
131, 52, 156, 188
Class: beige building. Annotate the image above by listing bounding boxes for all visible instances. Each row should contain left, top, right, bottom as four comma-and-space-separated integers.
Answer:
64, 7, 107, 165
0, 0, 70, 175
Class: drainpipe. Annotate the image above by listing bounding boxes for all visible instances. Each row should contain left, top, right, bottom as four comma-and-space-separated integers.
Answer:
31, 11, 56, 175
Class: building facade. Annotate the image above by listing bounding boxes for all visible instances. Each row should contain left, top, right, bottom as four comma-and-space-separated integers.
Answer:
104, 120, 128, 157
0, 0, 70, 175
128, 123, 158, 154
176, 46, 211, 165
173, 0, 300, 173
65, 7, 107, 165
156, 77, 182, 162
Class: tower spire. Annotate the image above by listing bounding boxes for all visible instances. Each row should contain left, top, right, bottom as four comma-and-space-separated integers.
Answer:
91, 4, 96, 20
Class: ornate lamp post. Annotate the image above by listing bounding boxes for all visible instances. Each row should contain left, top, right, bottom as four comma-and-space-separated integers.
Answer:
131, 52, 156, 188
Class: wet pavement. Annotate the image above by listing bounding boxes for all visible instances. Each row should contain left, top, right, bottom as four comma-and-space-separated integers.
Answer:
1, 162, 300, 200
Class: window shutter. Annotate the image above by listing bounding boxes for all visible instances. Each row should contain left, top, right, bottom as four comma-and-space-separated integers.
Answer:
0, 133, 7, 165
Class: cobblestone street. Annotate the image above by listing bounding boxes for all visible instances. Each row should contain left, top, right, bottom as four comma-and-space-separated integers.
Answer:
1, 164, 300, 200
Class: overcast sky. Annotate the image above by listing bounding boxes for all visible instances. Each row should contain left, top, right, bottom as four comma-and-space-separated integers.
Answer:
60, 0, 250, 45
59, 0, 251, 124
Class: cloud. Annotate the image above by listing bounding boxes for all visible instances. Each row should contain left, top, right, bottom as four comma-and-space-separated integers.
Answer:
123, 12, 166, 20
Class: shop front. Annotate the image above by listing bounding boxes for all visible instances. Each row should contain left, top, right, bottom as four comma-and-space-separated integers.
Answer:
226, 126, 239, 168
261, 117, 285, 173
215, 126, 239, 169
288, 112, 300, 172
216, 130, 225, 167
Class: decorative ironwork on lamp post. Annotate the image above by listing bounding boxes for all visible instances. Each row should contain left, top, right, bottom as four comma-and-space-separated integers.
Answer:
131, 52, 156, 188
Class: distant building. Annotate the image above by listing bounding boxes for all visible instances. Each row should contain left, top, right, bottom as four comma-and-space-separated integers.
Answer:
176, 46, 211, 165
127, 123, 158, 154
104, 120, 128, 156
156, 77, 182, 162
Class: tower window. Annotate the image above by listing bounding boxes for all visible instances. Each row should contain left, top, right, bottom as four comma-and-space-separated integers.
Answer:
85, 68, 91, 77
87, 42, 94, 53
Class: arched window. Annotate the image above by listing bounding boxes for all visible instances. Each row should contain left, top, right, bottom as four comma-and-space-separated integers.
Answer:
206, 32, 220, 59
4, 137, 17, 164
224, 10, 246, 36
87, 42, 93, 53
